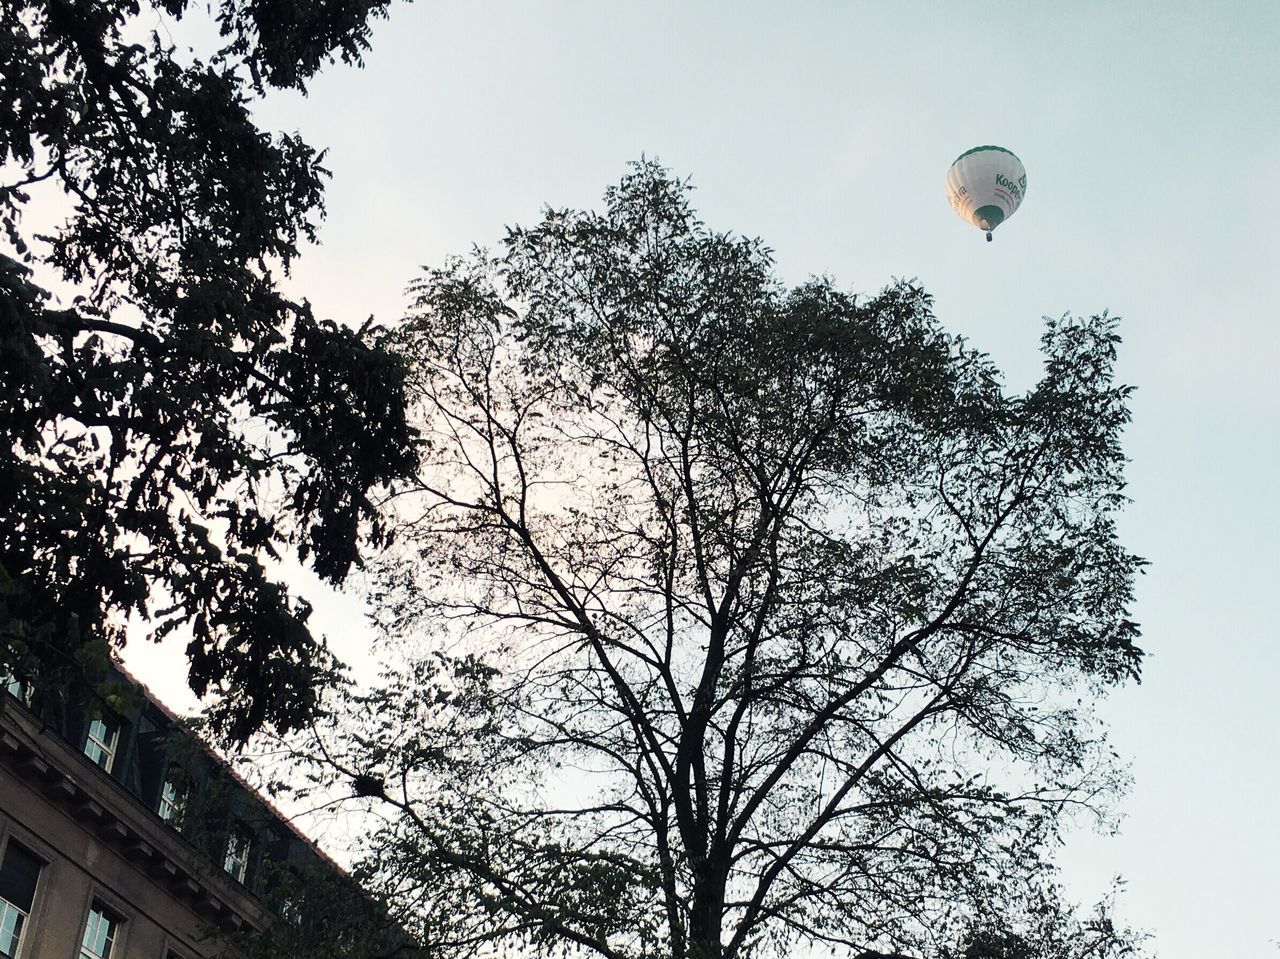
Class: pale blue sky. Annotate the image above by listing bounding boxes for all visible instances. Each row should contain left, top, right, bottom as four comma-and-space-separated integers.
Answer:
123, 2, 1280, 955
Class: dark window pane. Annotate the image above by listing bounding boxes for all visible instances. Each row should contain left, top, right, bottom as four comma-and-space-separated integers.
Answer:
0, 841, 41, 912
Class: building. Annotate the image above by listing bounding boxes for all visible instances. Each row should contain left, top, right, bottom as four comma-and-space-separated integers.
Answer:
0, 663, 341, 958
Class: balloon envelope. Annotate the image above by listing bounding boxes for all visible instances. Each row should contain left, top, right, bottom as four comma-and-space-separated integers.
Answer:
946, 146, 1027, 237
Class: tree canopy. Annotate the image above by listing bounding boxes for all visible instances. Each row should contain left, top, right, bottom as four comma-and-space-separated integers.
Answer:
0, 0, 415, 741
280, 163, 1147, 959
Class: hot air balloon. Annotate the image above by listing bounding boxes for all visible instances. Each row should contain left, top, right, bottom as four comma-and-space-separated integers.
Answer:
946, 145, 1027, 241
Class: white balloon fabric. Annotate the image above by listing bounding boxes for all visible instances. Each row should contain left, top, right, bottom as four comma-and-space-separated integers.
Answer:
946, 145, 1027, 241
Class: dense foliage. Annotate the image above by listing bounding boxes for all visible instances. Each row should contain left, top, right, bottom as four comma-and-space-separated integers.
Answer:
0, 0, 415, 742
280, 163, 1147, 959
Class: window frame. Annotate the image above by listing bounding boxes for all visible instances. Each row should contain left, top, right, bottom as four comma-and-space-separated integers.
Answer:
78, 898, 123, 959
0, 674, 29, 707
0, 897, 28, 959
74, 887, 130, 959
0, 830, 46, 959
157, 776, 184, 823
223, 824, 251, 884
82, 715, 121, 774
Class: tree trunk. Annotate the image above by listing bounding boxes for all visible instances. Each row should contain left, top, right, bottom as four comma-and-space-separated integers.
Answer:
687, 858, 728, 959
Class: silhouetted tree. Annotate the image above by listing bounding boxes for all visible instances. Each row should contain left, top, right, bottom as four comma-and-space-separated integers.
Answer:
234, 860, 427, 959
0, 0, 416, 742
279, 163, 1148, 959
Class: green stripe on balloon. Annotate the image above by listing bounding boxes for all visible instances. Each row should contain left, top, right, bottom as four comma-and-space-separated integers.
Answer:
953, 145, 1021, 164
974, 205, 1005, 228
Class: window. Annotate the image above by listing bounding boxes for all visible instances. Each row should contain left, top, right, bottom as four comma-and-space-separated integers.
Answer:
83, 717, 120, 773
0, 840, 42, 958
157, 778, 184, 823
0, 674, 30, 707
279, 897, 301, 925
1, 675, 19, 700
80, 902, 119, 959
223, 826, 250, 883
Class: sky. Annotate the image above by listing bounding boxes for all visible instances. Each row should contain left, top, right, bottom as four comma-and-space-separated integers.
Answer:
118, 2, 1280, 955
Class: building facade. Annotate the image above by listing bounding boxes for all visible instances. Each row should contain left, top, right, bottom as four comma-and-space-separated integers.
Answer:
0, 665, 327, 958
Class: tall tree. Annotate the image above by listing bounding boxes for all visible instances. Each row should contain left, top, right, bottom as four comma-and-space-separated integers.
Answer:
284, 163, 1147, 959
0, 0, 415, 742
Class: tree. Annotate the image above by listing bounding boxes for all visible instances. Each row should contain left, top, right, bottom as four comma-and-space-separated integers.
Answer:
0, 0, 415, 742
231, 859, 427, 959
273, 162, 1147, 959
